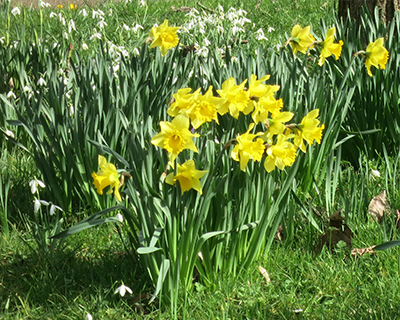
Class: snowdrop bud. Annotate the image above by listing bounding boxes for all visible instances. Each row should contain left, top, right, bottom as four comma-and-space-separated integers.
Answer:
114, 284, 132, 297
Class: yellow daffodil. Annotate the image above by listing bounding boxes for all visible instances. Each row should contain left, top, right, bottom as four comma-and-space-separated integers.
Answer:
318, 27, 343, 66
151, 113, 199, 162
364, 38, 389, 77
217, 78, 251, 119
268, 111, 294, 135
168, 88, 196, 118
165, 160, 208, 194
290, 25, 315, 55
231, 123, 266, 172
248, 74, 271, 98
264, 134, 297, 172
149, 20, 181, 56
57, 4, 63, 9
187, 86, 227, 129
92, 155, 122, 202
252, 95, 283, 124
294, 109, 325, 153
69, 3, 77, 9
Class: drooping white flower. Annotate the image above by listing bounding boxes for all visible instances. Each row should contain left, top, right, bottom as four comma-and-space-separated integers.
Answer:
82, 43, 89, 50
132, 23, 144, 33
11, 7, 21, 16
79, 8, 88, 17
50, 204, 63, 215
30, 179, 46, 194
116, 213, 124, 222
255, 28, 268, 41
68, 19, 76, 33
114, 284, 132, 297
37, 77, 47, 86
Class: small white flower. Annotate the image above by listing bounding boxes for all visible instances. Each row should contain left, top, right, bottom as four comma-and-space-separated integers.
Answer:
132, 23, 144, 34
203, 38, 211, 46
133, 47, 140, 56
64, 32, 69, 40
34, 199, 41, 214
30, 179, 46, 194
40, 200, 49, 206
97, 19, 107, 29
68, 19, 76, 33
40, 1, 51, 8
85, 313, 93, 320
50, 204, 63, 215
108, 8, 112, 16
268, 27, 275, 33
79, 8, 88, 17
196, 46, 209, 58
69, 105, 75, 116
217, 26, 224, 34
116, 213, 124, 222
37, 77, 47, 86
49, 12, 57, 18
90, 32, 102, 40
7, 91, 16, 99
82, 43, 89, 50
371, 169, 381, 178
23, 85, 32, 93
0, 37, 5, 44
122, 24, 130, 31
5, 129, 14, 138
139, 0, 146, 7
255, 28, 268, 41
114, 284, 132, 297
11, 7, 21, 16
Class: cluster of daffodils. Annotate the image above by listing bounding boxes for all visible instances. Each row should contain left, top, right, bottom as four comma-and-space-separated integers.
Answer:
287, 25, 389, 76
150, 75, 324, 195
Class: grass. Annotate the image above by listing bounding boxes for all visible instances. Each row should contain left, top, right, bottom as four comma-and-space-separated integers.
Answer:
2, 0, 400, 319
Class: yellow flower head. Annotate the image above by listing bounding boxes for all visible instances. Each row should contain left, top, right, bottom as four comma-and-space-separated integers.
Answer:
168, 88, 197, 118
151, 113, 199, 162
268, 111, 294, 135
69, 3, 77, 9
294, 109, 325, 153
149, 20, 181, 56
166, 160, 208, 194
57, 4, 63, 9
92, 155, 122, 202
248, 74, 271, 98
231, 123, 266, 172
217, 78, 251, 119
187, 86, 227, 129
364, 38, 389, 77
264, 134, 297, 172
290, 25, 315, 55
252, 96, 283, 124
318, 27, 344, 66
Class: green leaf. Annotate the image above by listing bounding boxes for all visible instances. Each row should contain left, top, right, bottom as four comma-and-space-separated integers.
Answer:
137, 247, 163, 254
149, 259, 170, 304
374, 240, 400, 251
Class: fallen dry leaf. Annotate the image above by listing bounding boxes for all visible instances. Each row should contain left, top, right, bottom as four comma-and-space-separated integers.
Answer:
351, 246, 376, 257
171, 6, 192, 12
368, 190, 389, 222
395, 209, 400, 228
257, 266, 271, 283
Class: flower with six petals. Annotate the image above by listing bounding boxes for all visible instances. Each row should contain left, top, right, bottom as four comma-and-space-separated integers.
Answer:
364, 38, 389, 77
165, 160, 208, 194
149, 20, 181, 56
92, 155, 122, 202
318, 27, 344, 66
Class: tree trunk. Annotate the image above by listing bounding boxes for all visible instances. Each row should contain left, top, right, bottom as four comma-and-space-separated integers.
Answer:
338, 0, 400, 25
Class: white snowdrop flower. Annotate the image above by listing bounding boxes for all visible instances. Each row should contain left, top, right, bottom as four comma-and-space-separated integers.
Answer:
232, 26, 244, 36
125, 0, 132, 3
92, 9, 105, 19
50, 204, 63, 215
92, 85, 96, 91
216, 47, 224, 56
196, 46, 209, 58
90, 32, 102, 40
203, 38, 211, 46
85, 313, 93, 320
122, 24, 130, 31
40, 200, 49, 206
23, 85, 32, 93
237, 9, 247, 16
11, 7, 21, 16
7, 91, 16, 99
132, 23, 144, 33
114, 284, 132, 297
40, 1, 51, 8
30, 179, 46, 194
139, 0, 146, 7
49, 12, 57, 18
268, 27, 275, 32
108, 8, 112, 16
97, 19, 108, 29
69, 105, 74, 116
63, 77, 69, 86
65, 90, 71, 99
371, 169, 381, 178
231, 56, 238, 62
64, 32, 69, 40
68, 19, 76, 33
255, 28, 268, 41
133, 47, 140, 56
188, 69, 194, 78
82, 43, 89, 50
217, 26, 224, 34
5, 130, 14, 138
37, 77, 47, 86
34, 199, 41, 214
116, 213, 124, 222
79, 8, 88, 17
0, 37, 5, 44
121, 49, 129, 58
53, 42, 58, 48
58, 13, 66, 26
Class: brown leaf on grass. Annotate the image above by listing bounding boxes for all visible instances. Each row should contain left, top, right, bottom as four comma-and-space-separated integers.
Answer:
368, 190, 389, 222
315, 209, 353, 253
171, 6, 192, 12
257, 266, 271, 283
351, 245, 376, 257
395, 209, 400, 228
275, 225, 283, 241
